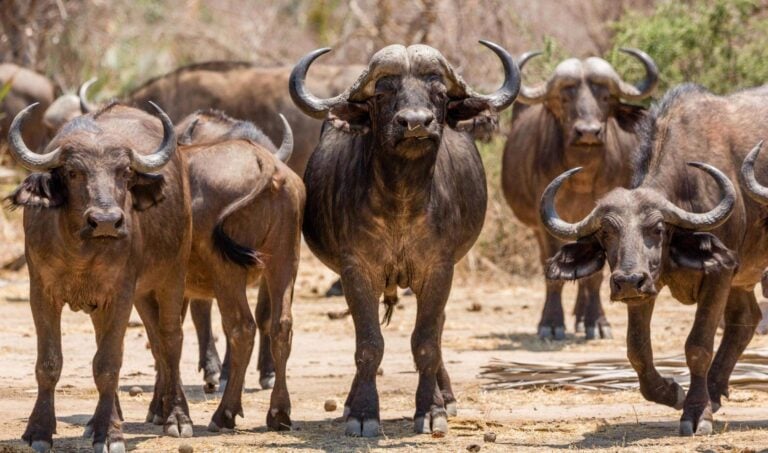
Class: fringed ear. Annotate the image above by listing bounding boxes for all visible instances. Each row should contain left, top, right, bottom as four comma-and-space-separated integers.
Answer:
178, 118, 199, 145
130, 172, 166, 211
446, 98, 493, 128
327, 102, 371, 135
669, 231, 737, 272
615, 102, 646, 133
546, 236, 606, 280
6, 172, 66, 209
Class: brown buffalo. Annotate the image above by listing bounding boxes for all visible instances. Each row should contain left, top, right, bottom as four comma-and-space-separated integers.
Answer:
6, 102, 193, 452
170, 109, 304, 432
0, 64, 55, 153
290, 40, 519, 437
502, 49, 658, 340
541, 83, 768, 435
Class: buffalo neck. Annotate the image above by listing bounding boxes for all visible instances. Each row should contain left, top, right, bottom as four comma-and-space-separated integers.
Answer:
369, 143, 438, 214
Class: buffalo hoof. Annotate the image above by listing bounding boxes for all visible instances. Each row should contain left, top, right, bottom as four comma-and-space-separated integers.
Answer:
680, 404, 713, 436
207, 420, 231, 433
672, 381, 686, 410
345, 417, 379, 437
93, 441, 126, 453
445, 401, 458, 417
414, 407, 448, 436
538, 326, 566, 341
325, 280, 344, 297
30, 441, 52, 453
260, 372, 276, 390
575, 321, 585, 333
203, 372, 219, 394
164, 413, 194, 438
209, 408, 239, 432
343, 406, 351, 418
267, 408, 292, 431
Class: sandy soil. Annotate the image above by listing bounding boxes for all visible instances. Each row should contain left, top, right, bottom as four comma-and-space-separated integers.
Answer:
0, 242, 767, 453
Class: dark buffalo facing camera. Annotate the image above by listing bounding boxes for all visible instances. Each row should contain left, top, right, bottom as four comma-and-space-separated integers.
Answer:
7, 102, 194, 452
541, 84, 768, 436
290, 41, 519, 437
502, 49, 658, 340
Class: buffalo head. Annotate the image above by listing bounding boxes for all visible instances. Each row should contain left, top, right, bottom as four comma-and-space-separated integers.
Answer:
540, 163, 736, 302
290, 40, 520, 159
518, 49, 657, 148
7, 102, 176, 240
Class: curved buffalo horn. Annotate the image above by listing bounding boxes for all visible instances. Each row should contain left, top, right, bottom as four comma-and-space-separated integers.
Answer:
660, 162, 736, 230
740, 141, 768, 204
516, 50, 547, 104
8, 103, 64, 171
539, 167, 601, 241
275, 113, 294, 163
616, 48, 658, 101
78, 77, 98, 114
129, 101, 176, 173
289, 48, 348, 119
467, 40, 521, 111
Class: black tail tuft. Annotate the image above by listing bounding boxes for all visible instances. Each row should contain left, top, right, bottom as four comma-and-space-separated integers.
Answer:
212, 223, 262, 267
381, 294, 399, 326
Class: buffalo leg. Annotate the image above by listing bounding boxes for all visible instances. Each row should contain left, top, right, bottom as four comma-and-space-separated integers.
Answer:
708, 287, 762, 412
537, 233, 566, 340
574, 272, 612, 340
680, 271, 732, 436
22, 285, 63, 453
341, 264, 384, 437
208, 274, 256, 432
86, 299, 132, 452
626, 300, 686, 409
190, 298, 222, 393
412, 264, 453, 436
436, 313, 456, 417
255, 284, 276, 390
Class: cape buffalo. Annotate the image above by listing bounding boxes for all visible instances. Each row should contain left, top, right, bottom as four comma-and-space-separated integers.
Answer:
172, 109, 304, 431
290, 40, 519, 437
502, 49, 658, 340
0, 64, 55, 153
6, 102, 193, 452
541, 84, 768, 435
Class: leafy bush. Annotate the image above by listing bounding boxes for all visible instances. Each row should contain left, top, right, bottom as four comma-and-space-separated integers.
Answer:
609, 0, 768, 95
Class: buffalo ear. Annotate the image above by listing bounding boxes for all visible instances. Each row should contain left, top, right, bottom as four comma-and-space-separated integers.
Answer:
5, 172, 66, 209
546, 236, 606, 280
669, 231, 738, 271
615, 102, 646, 132
327, 102, 370, 134
446, 98, 493, 127
130, 172, 166, 211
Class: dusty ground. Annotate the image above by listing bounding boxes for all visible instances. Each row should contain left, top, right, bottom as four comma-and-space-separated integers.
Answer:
0, 241, 767, 453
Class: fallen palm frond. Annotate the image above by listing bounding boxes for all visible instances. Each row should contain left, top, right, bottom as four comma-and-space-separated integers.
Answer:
480, 349, 768, 392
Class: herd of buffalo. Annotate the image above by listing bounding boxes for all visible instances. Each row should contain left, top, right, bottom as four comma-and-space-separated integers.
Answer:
2, 37, 768, 452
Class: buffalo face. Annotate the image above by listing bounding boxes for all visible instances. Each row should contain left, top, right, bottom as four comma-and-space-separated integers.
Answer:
540, 164, 737, 303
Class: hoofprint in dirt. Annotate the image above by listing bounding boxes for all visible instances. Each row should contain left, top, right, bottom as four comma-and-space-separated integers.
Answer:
0, 246, 767, 452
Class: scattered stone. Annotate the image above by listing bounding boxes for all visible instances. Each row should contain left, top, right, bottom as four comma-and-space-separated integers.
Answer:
467, 302, 482, 312
324, 399, 337, 412
493, 306, 503, 312
377, 367, 384, 376
327, 309, 350, 320
178, 444, 194, 453
128, 386, 143, 397
484, 432, 497, 443
467, 443, 481, 452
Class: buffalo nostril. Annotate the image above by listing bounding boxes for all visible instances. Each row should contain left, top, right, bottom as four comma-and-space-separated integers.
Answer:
114, 215, 124, 229
424, 115, 434, 127
87, 215, 98, 229
635, 275, 646, 290
397, 116, 409, 128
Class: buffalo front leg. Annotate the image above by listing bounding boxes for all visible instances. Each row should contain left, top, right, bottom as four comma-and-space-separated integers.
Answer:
680, 271, 732, 436
189, 298, 222, 393
708, 287, 762, 412
537, 233, 566, 340
255, 282, 276, 390
412, 263, 453, 436
626, 300, 686, 410
22, 285, 63, 453
87, 298, 133, 453
341, 264, 384, 437
573, 272, 612, 340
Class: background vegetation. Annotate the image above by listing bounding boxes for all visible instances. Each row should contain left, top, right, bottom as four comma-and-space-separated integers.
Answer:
1, 0, 766, 278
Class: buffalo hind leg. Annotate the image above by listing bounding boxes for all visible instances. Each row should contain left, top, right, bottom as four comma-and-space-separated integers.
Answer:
22, 285, 63, 453
436, 314, 456, 417
190, 298, 222, 393
255, 284, 276, 390
341, 264, 384, 437
574, 272, 612, 340
626, 300, 686, 410
412, 263, 453, 436
708, 287, 762, 412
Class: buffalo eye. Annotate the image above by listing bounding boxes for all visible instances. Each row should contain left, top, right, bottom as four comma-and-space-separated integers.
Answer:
119, 166, 133, 179
67, 169, 79, 180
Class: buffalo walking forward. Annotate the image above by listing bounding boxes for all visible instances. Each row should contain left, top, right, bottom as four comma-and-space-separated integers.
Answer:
7, 102, 193, 452
290, 41, 520, 437
541, 84, 768, 435
502, 49, 658, 340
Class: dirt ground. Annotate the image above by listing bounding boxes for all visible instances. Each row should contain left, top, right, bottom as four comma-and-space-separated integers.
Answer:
0, 241, 767, 453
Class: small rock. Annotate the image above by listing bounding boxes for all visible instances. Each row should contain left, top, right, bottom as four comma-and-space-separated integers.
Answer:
128, 386, 143, 397
377, 367, 384, 376
467, 302, 482, 312
484, 432, 496, 443
327, 309, 350, 320
324, 399, 337, 412
467, 444, 481, 452
178, 444, 194, 453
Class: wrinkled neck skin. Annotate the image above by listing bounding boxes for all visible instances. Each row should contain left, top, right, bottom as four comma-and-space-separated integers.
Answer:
561, 144, 606, 194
